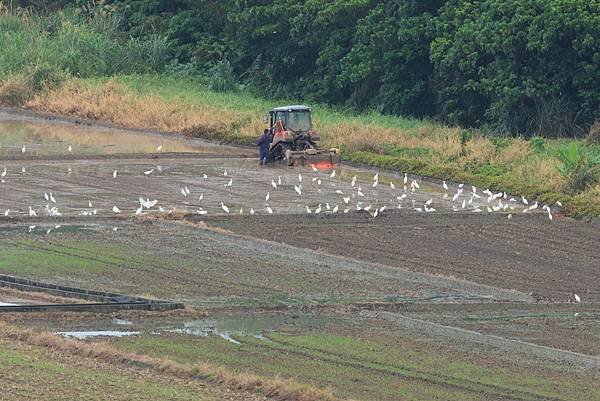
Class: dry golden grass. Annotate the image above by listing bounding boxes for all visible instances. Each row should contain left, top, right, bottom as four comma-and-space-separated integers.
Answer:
0, 74, 31, 106
0, 287, 81, 304
461, 137, 497, 166
27, 80, 233, 136
0, 321, 344, 401
492, 138, 533, 165
513, 157, 564, 191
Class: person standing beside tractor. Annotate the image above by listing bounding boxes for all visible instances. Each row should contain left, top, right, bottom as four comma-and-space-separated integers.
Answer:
256, 128, 272, 165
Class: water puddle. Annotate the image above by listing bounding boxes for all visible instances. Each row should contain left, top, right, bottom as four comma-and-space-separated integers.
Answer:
48, 312, 344, 345
56, 330, 140, 339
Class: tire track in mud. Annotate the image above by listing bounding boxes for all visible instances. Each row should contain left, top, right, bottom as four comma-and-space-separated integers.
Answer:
4, 238, 285, 298
179, 221, 533, 302
374, 311, 600, 371
209, 213, 599, 302
254, 335, 564, 401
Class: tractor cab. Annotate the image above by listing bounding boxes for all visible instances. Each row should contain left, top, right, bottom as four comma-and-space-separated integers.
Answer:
268, 105, 314, 135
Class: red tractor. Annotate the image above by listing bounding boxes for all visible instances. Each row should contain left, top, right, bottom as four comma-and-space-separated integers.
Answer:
266, 105, 340, 166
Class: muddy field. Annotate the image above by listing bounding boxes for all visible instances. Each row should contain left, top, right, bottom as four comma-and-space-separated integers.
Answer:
206, 212, 600, 303
1, 109, 600, 401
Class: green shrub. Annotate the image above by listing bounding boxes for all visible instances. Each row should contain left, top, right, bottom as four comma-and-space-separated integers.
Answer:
557, 143, 600, 194
477, 164, 510, 178
387, 146, 432, 158
208, 60, 237, 93
531, 136, 545, 153
26, 64, 67, 92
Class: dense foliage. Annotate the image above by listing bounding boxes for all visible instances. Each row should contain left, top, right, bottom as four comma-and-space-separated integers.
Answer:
3, 0, 600, 137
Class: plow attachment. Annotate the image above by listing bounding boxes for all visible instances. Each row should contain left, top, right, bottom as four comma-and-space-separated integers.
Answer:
286, 148, 341, 167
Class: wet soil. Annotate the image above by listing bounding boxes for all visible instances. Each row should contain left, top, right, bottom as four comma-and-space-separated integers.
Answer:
207, 213, 600, 303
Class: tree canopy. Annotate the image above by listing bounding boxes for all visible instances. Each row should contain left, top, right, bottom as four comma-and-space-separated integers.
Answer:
8, 0, 599, 137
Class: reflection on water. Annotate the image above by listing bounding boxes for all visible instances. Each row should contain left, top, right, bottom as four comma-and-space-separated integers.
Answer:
57, 330, 139, 339
0, 112, 233, 156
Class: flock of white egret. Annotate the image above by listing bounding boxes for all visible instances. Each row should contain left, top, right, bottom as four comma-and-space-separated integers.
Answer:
0, 143, 561, 222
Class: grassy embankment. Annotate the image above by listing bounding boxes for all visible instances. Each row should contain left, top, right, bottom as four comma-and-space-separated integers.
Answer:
0, 338, 217, 401
0, 321, 341, 401
7, 74, 599, 217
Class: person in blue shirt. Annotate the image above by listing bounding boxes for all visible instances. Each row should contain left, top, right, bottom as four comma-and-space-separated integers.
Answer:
256, 128, 272, 165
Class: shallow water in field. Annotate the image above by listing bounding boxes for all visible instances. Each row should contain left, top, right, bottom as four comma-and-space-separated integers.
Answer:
0, 111, 237, 156
57, 330, 140, 339
37, 312, 348, 344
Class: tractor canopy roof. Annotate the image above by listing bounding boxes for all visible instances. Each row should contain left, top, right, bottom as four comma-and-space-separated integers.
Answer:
271, 105, 311, 113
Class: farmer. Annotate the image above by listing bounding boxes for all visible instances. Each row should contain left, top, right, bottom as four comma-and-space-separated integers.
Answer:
256, 128, 272, 165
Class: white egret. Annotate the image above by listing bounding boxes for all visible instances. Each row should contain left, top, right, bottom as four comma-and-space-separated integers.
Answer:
112, 206, 121, 214
221, 202, 230, 213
